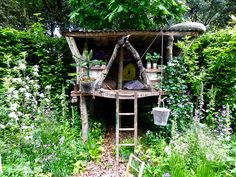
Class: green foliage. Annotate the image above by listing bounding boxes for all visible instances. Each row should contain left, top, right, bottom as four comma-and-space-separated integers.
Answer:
69, 0, 187, 29
0, 24, 73, 103
145, 52, 160, 63
164, 56, 194, 130
0, 51, 105, 176
136, 124, 234, 177
177, 24, 236, 126
185, 0, 235, 29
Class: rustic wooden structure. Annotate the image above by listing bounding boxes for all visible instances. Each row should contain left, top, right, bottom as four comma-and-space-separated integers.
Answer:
63, 27, 204, 161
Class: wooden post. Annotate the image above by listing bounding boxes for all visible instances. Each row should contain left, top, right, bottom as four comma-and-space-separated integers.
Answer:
80, 95, 88, 142
0, 154, 2, 174
66, 37, 81, 84
134, 92, 138, 146
118, 48, 124, 89
166, 35, 174, 62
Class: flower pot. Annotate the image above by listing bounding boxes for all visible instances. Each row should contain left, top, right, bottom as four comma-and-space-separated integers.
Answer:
80, 80, 95, 93
152, 107, 170, 126
147, 62, 152, 69
153, 63, 157, 69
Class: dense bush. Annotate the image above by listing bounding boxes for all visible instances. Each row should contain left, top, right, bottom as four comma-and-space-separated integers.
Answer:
0, 23, 73, 99
177, 24, 236, 126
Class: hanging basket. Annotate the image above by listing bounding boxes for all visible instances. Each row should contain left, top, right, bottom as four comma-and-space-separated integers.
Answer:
152, 107, 170, 126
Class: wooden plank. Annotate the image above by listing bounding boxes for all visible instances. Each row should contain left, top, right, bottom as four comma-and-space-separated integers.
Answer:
119, 113, 135, 116
119, 128, 135, 131
63, 31, 200, 38
118, 48, 124, 89
134, 92, 138, 146
116, 93, 120, 162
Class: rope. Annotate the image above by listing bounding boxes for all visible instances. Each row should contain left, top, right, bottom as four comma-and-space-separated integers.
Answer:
158, 30, 164, 107
160, 30, 164, 91
140, 32, 159, 60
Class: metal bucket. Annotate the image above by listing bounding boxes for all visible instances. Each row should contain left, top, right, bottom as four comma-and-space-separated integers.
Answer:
152, 107, 170, 126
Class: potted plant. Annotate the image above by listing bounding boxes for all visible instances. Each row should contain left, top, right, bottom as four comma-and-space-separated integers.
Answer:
145, 52, 152, 69
152, 52, 160, 69
76, 49, 97, 93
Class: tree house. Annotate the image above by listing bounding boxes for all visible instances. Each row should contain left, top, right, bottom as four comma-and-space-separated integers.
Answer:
63, 26, 205, 161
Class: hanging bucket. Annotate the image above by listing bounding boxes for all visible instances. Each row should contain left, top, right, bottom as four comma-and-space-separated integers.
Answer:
152, 107, 170, 126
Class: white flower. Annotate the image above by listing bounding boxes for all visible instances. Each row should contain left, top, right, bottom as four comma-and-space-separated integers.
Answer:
19, 88, 26, 92
10, 103, 18, 111
33, 65, 39, 72
19, 63, 26, 70
39, 93, 44, 98
24, 136, 32, 140
165, 146, 171, 155
32, 72, 39, 77
9, 112, 18, 120
45, 85, 51, 90
8, 87, 15, 93
0, 124, 6, 129
25, 92, 31, 99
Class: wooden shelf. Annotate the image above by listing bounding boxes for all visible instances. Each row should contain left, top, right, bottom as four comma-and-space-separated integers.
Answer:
71, 89, 167, 99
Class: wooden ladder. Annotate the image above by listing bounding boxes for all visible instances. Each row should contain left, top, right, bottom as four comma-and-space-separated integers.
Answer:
115, 91, 138, 162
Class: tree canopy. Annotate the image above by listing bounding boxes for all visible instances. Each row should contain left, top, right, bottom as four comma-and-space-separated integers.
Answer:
68, 0, 187, 30
185, 0, 236, 29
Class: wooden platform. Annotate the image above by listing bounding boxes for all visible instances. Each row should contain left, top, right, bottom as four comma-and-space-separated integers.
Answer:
71, 89, 166, 99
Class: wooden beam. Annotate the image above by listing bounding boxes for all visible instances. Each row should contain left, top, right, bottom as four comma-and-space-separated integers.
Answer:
80, 95, 88, 142
63, 31, 200, 38
118, 48, 124, 89
94, 43, 120, 89
125, 41, 151, 90
166, 35, 174, 62
66, 37, 81, 84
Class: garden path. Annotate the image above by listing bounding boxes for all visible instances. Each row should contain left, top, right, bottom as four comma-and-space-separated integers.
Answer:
73, 127, 127, 177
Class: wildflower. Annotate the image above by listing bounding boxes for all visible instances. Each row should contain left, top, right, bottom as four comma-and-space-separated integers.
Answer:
10, 103, 18, 111
19, 63, 26, 70
19, 88, 26, 92
33, 65, 39, 72
206, 154, 214, 161
25, 92, 31, 100
165, 146, 171, 155
9, 112, 18, 120
32, 72, 39, 77
146, 130, 151, 136
163, 172, 170, 177
0, 124, 6, 129
221, 110, 226, 117
45, 85, 51, 90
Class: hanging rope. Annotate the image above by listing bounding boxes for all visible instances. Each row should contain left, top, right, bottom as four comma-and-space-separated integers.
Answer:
158, 30, 164, 107
140, 33, 159, 60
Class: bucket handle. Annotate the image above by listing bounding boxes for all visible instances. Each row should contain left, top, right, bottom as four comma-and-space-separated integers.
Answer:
157, 95, 167, 108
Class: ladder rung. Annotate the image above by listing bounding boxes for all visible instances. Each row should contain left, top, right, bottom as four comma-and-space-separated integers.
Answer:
118, 144, 135, 146
119, 113, 135, 116
119, 128, 135, 131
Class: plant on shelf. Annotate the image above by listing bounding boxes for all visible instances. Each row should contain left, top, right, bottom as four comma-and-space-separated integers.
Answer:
152, 52, 160, 69
74, 49, 98, 93
145, 52, 160, 69
145, 52, 152, 69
